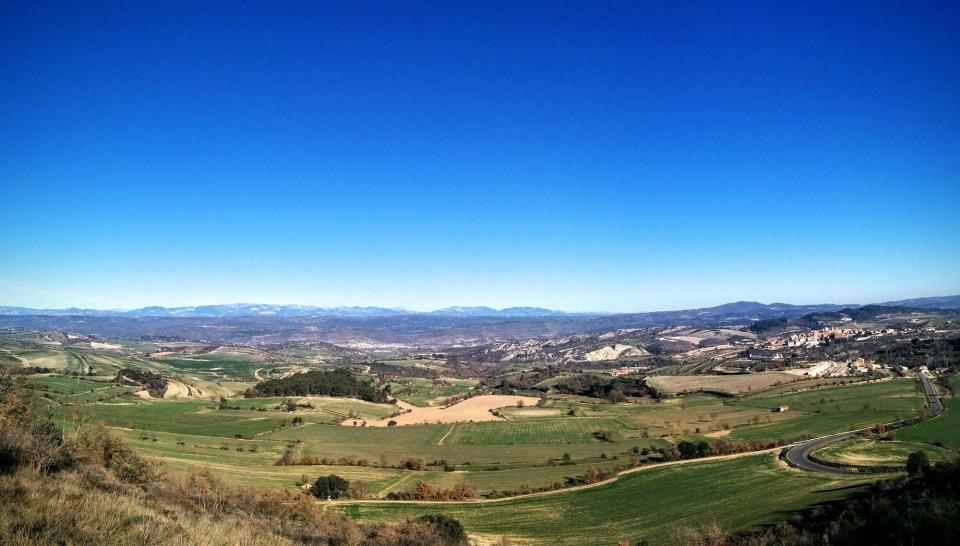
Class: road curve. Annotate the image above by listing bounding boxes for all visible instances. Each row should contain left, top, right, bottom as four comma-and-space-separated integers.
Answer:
783, 430, 862, 474
784, 372, 944, 474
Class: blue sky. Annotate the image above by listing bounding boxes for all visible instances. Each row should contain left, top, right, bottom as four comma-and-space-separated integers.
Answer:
1, 1, 958, 312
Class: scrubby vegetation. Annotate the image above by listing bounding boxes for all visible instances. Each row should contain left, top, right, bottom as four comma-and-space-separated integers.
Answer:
245, 369, 387, 402
0, 371, 461, 546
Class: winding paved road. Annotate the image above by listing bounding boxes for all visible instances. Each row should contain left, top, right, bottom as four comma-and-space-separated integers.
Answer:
784, 372, 944, 474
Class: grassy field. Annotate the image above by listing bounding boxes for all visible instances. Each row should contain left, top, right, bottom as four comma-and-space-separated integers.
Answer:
730, 378, 924, 442
5, 347, 85, 372
647, 371, 809, 395
150, 352, 267, 381
227, 396, 397, 423
442, 418, 627, 445
813, 437, 953, 468
388, 377, 477, 407
266, 422, 663, 468
738, 376, 873, 400
896, 375, 960, 449
50, 399, 297, 438
337, 453, 876, 545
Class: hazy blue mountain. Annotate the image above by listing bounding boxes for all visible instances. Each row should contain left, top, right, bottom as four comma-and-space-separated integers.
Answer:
876, 295, 960, 309
1, 295, 957, 321
2, 298, 957, 346
426, 306, 575, 317
427, 306, 501, 317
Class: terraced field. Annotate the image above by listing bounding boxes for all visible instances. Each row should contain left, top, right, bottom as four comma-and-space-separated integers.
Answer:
151, 350, 271, 381
6, 347, 86, 372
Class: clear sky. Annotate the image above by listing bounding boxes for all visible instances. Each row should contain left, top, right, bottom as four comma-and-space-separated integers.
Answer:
1, 1, 958, 312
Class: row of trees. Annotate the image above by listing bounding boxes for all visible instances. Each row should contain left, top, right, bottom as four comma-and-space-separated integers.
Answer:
385, 480, 478, 501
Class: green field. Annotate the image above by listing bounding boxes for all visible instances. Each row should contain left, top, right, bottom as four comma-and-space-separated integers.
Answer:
226, 396, 397, 423
896, 375, 960, 449
388, 377, 477, 407
813, 437, 953, 468
50, 399, 296, 437
337, 453, 876, 545
443, 418, 626, 445
730, 379, 924, 442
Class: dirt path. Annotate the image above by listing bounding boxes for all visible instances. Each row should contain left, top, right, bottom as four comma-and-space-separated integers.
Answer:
379, 473, 417, 496
436, 424, 457, 445
254, 368, 265, 381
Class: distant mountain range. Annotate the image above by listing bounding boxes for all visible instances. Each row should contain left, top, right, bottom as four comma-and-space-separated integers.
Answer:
0, 295, 957, 319
0, 303, 583, 318
1, 295, 957, 347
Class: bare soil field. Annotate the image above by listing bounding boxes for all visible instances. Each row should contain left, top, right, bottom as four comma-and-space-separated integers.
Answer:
646, 372, 800, 395
90, 341, 123, 350
351, 395, 541, 427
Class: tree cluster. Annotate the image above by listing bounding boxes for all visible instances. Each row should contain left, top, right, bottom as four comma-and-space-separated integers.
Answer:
552, 375, 656, 402
115, 368, 168, 397
244, 369, 387, 402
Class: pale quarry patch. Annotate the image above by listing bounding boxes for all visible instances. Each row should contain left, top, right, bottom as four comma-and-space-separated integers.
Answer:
349, 395, 541, 427
584, 343, 648, 361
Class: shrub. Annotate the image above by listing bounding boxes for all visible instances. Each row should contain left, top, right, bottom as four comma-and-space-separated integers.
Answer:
67, 424, 158, 483
906, 451, 930, 476
415, 514, 468, 545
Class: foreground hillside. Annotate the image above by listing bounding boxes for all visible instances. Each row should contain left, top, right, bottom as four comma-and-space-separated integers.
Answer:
0, 373, 465, 546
